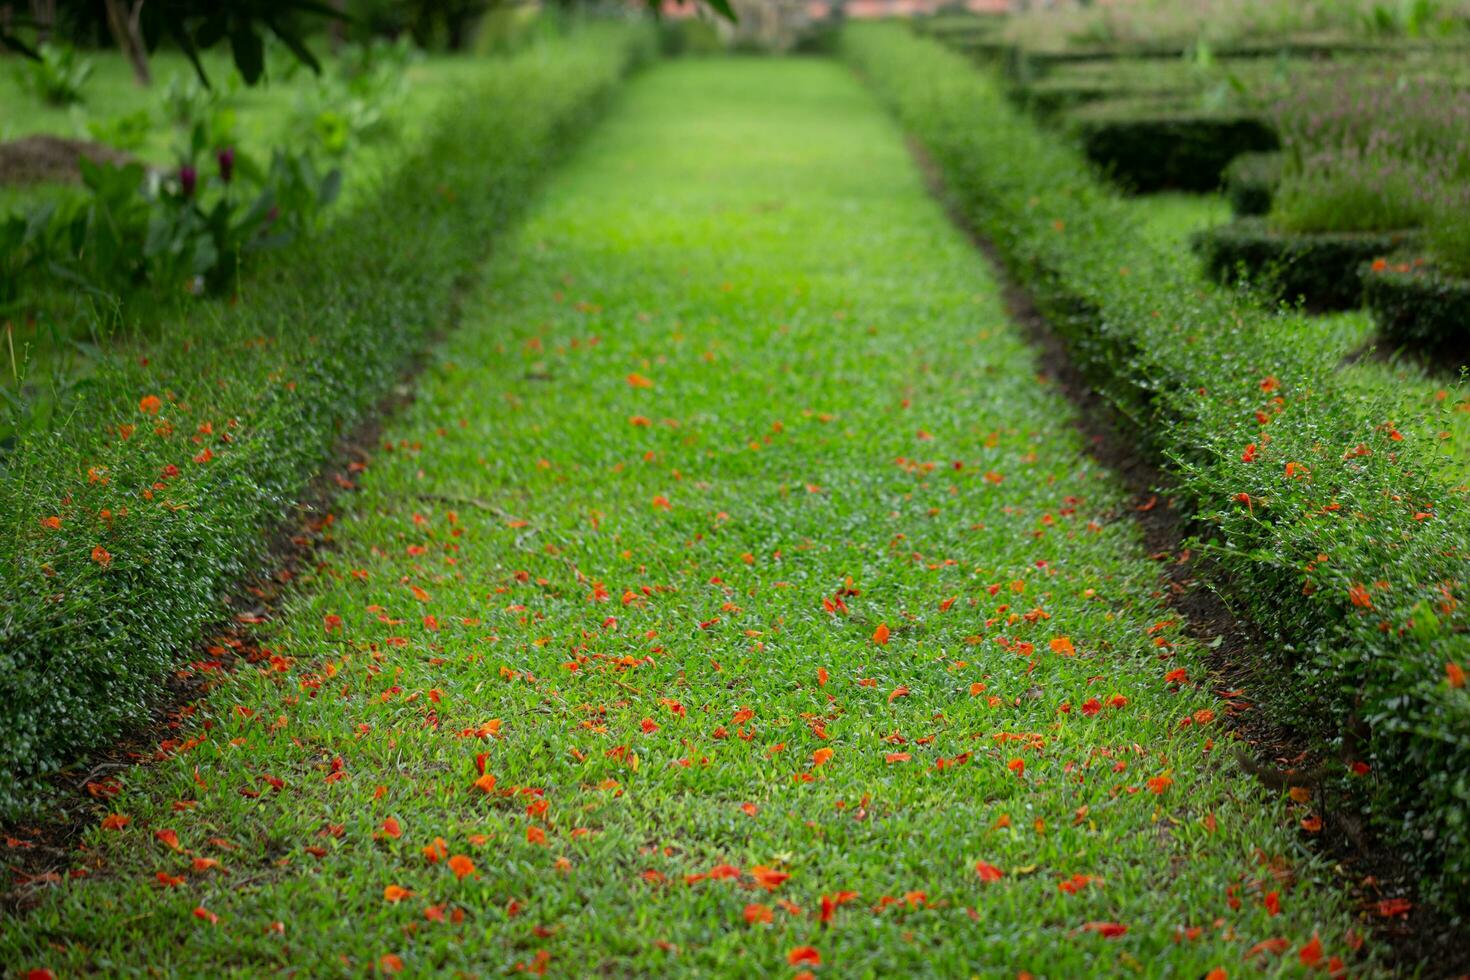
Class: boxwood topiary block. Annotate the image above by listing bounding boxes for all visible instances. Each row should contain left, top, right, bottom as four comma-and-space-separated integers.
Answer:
1067, 100, 1279, 192
1222, 151, 1281, 217
1009, 35, 1459, 81
1191, 218, 1417, 309
1363, 259, 1470, 346
1015, 77, 1177, 120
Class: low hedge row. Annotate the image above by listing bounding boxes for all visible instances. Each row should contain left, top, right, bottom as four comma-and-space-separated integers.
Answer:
844, 23, 1470, 907
1065, 97, 1278, 192
0, 23, 655, 814
1363, 260, 1470, 347
1223, 150, 1281, 217
1193, 217, 1417, 309
1007, 36, 1461, 81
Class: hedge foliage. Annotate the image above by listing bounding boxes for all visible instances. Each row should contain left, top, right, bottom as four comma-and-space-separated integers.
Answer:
1223, 150, 1280, 217
1364, 260, 1470, 347
0, 23, 654, 813
1192, 217, 1417, 310
844, 23, 1470, 905
1065, 97, 1278, 192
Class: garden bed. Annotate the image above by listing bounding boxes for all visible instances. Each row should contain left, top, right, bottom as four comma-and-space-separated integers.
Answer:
1007, 35, 1410, 82
1363, 259, 1470, 348
1193, 217, 1416, 308
1065, 97, 1278, 192
1222, 150, 1280, 216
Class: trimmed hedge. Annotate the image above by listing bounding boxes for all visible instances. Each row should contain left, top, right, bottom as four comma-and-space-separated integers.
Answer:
845, 23, 1470, 908
1015, 75, 1143, 120
0, 24, 655, 814
1065, 97, 1278, 192
1223, 150, 1281, 217
1008, 36, 1457, 81
911, 14, 1002, 43
1364, 260, 1470, 347
1193, 217, 1417, 309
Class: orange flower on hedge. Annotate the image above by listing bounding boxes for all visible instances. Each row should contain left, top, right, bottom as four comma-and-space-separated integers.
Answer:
1083, 921, 1128, 938
749, 865, 790, 890
40, 516, 60, 530
139, 394, 162, 415
1447, 662, 1466, 689
447, 855, 475, 880
91, 546, 112, 567
788, 947, 821, 967
744, 903, 773, 925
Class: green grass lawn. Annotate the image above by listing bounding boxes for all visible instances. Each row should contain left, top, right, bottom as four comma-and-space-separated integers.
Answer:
1127, 191, 1229, 249
1, 58, 1371, 976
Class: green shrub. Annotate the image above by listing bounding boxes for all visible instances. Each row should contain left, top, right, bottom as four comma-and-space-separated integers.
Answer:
0, 23, 655, 815
844, 22, 1470, 909
1193, 217, 1417, 308
1066, 97, 1278, 192
85, 109, 154, 153
1426, 192, 1470, 277
161, 71, 238, 129
1223, 150, 1281, 216
3, 144, 340, 304
1363, 258, 1470, 345
15, 42, 93, 106
658, 17, 724, 56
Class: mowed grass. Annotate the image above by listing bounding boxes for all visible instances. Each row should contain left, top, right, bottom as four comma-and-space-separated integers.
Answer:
2, 59, 1372, 976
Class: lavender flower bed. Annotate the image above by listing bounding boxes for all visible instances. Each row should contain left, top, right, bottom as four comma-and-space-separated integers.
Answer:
1269, 69, 1470, 273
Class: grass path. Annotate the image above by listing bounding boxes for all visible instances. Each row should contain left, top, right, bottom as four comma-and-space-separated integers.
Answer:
4, 59, 1370, 977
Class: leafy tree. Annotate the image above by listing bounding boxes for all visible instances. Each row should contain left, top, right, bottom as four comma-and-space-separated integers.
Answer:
2, 0, 735, 87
